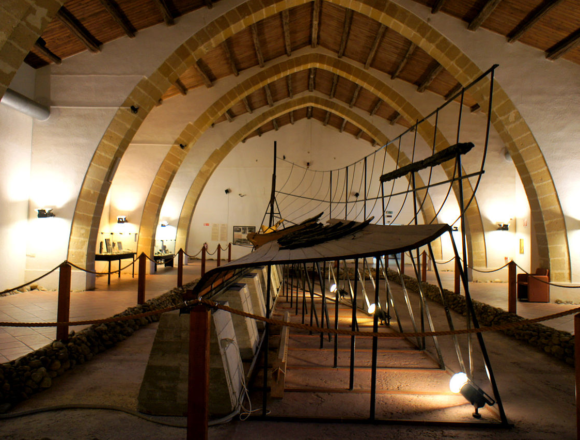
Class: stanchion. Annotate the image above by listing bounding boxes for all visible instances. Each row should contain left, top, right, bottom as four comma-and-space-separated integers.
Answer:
188, 305, 211, 440
178, 249, 184, 288
454, 260, 461, 294
421, 251, 427, 282
401, 252, 405, 275
56, 262, 71, 341
201, 243, 207, 276
217, 246, 221, 268
576, 314, 580, 439
138, 253, 146, 305
228, 243, 232, 262
508, 261, 516, 314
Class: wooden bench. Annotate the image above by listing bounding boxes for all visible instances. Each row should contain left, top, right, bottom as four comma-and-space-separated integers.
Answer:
271, 311, 290, 399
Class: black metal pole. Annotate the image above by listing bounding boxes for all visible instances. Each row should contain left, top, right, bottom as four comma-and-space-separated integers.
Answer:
364, 157, 367, 220
320, 262, 326, 349
370, 254, 380, 420
269, 141, 277, 228
381, 182, 386, 225
329, 171, 333, 220
349, 258, 358, 390
345, 166, 349, 220
334, 260, 340, 368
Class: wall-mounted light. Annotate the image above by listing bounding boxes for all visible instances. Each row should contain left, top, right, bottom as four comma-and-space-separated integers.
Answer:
130, 105, 139, 114
354, 192, 360, 198
449, 372, 495, 418
160, 221, 169, 227
36, 208, 55, 218
225, 188, 231, 194
117, 216, 128, 224
452, 226, 459, 231
179, 143, 186, 149
497, 223, 509, 231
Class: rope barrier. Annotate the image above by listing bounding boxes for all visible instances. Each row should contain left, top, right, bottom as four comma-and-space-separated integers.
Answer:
469, 262, 510, 274
514, 263, 580, 289
1, 298, 578, 339
183, 249, 203, 259
68, 259, 136, 275
206, 248, 218, 256
433, 256, 456, 265
0, 263, 63, 295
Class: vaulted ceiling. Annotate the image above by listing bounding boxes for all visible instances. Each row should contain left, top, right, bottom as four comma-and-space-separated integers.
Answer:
25, 0, 580, 143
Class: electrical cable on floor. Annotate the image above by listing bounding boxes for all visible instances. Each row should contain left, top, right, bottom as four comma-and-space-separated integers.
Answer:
0, 404, 241, 428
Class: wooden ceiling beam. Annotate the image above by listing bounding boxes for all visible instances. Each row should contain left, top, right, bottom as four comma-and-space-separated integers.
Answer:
390, 112, 401, 125
444, 82, 462, 101
417, 64, 444, 93
370, 98, 382, 116
151, 0, 175, 26
194, 61, 213, 88
174, 78, 187, 95
242, 96, 252, 114
264, 84, 274, 107
282, 10, 292, 57
391, 42, 416, 80
338, 9, 353, 58
250, 24, 265, 67
290, 111, 295, 125
356, 129, 364, 140
349, 85, 362, 108
98, 0, 136, 38
308, 68, 316, 92
468, 0, 503, 32
365, 25, 387, 70
546, 28, 580, 60
273, 118, 279, 131
323, 111, 331, 126
34, 39, 61, 64
508, 0, 564, 43
223, 41, 239, 77
329, 74, 339, 99
340, 119, 347, 133
431, 0, 447, 14
57, 7, 101, 53
311, 0, 321, 48
307, 106, 313, 119
287, 75, 293, 99
225, 109, 234, 122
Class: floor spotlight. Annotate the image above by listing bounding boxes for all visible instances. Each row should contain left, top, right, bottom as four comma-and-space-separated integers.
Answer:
330, 283, 337, 293
449, 372, 495, 419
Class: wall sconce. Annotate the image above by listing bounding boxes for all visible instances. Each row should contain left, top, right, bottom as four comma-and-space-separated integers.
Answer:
117, 216, 128, 224
36, 208, 55, 218
130, 105, 139, 114
160, 221, 169, 227
497, 223, 509, 231
179, 143, 186, 149
354, 192, 360, 198
224, 188, 231, 194
452, 226, 459, 231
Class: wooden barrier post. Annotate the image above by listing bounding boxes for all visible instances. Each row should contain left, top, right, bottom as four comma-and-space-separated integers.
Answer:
421, 251, 427, 282
188, 305, 211, 440
201, 243, 207, 276
228, 243, 232, 262
56, 262, 72, 341
575, 314, 580, 440
400, 252, 405, 275
508, 260, 516, 314
454, 259, 461, 295
178, 249, 184, 288
217, 246, 221, 268
138, 253, 146, 304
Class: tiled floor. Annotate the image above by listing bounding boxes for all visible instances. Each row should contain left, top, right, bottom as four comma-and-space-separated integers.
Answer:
0, 260, 577, 363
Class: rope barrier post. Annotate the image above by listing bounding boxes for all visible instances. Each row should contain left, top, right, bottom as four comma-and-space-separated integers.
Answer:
138, 253, 146, 305
421, 251, 427, 282
201, 243, 207, 276
217, 246, 221, 268
454, 260, 461, 295
228, 243, 232, 262
187, 304, 211, 440
178, 249, 184, 288
508, 261, 516, 314
576, 313, 580, 440
56, 262, 71, 341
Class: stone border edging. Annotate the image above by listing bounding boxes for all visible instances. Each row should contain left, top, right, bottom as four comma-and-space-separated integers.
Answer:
0, 282, 195, 409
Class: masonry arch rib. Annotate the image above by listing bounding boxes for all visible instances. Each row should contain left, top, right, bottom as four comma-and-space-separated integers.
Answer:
62, 0, 566, 279
134, 54, 482, 265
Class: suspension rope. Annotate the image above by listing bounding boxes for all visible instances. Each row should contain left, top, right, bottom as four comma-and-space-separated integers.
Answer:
0, 263, 63, 295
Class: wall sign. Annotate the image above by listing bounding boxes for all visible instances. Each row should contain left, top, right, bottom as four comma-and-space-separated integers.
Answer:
233, 226, 256, 246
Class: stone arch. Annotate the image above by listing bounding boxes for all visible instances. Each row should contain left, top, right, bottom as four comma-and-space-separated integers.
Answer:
173, 95, 439, 255
63, 0, 567, 278
134, 54, 480, 264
